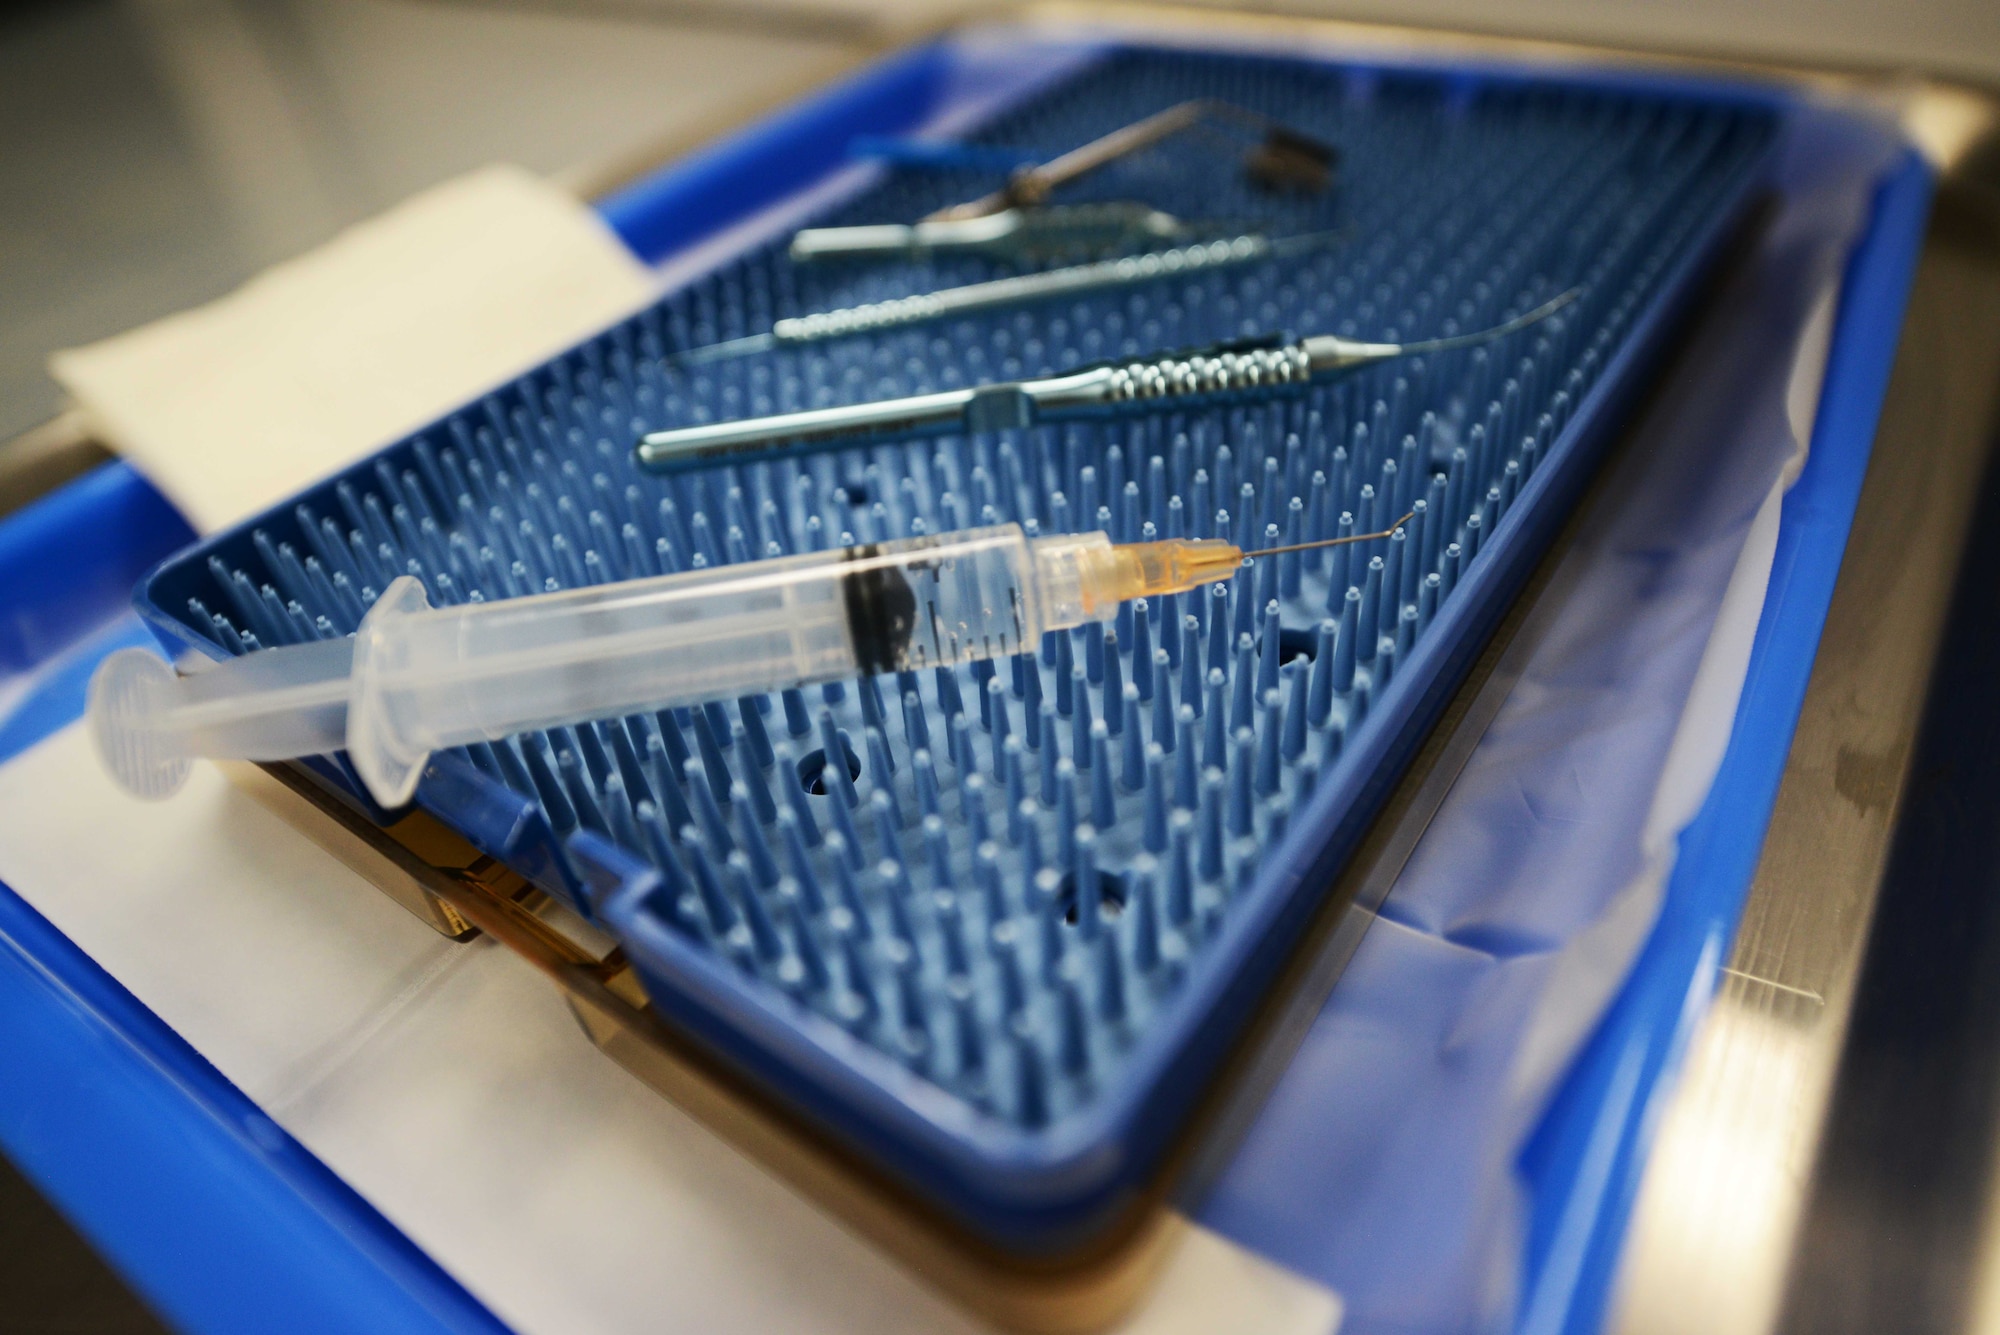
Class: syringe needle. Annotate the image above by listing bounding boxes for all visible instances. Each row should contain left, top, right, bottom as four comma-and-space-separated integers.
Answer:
1098, 510, 1416, 604
1238, 511, 1414, 560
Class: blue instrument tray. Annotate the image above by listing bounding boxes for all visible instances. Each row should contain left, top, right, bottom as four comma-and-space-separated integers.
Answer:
135, 36, 1779, 1253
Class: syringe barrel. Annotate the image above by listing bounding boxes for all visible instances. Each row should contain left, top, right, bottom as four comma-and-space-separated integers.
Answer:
348, 524, 1109, 806
348, 549, 855, 804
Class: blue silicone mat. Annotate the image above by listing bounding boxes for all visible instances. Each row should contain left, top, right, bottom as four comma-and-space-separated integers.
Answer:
132, 41, 1780, 1249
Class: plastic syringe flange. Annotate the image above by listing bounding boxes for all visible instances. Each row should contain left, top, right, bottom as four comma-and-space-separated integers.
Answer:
347, 575, 437, 808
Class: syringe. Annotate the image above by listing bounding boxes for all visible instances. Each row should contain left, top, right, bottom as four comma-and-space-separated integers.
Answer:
88, 519, 1402, 809
635, 291, 1576, 474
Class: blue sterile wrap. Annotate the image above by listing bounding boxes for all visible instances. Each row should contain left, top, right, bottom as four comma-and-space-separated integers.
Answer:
1195, 106, 1915, 1333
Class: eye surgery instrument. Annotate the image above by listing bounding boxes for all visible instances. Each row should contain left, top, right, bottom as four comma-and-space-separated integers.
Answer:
636, 291, 1577, 474
680, 230, 1340, 365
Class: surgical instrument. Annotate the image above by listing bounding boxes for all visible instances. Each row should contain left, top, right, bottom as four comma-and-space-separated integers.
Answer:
680, 230, 1338, 366
789, 100, 1334, 262
636, 290, 1578, 474
89, 521, 1403, 809
927, 99, 1334, 222
788, 201, 1195, 264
